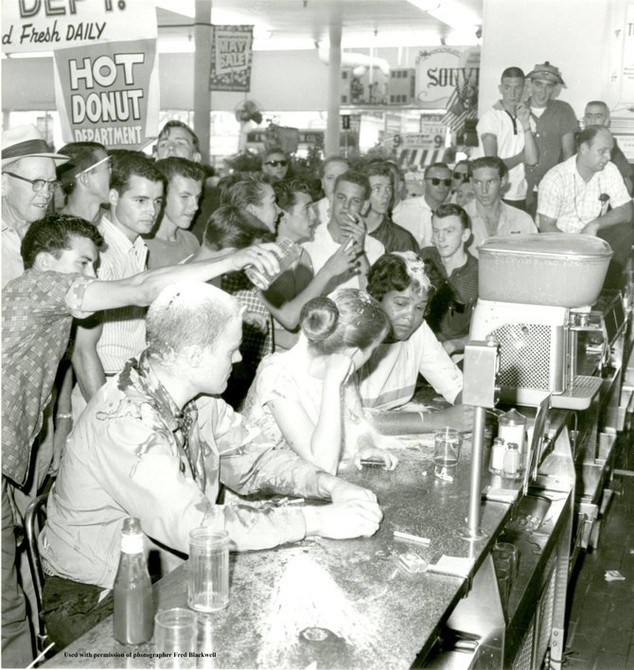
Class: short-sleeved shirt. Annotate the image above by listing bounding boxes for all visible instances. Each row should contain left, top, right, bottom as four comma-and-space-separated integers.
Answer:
2, 270, 94, 485
370, 214, 420, 254
222, 271, 273, 365
2, 224, 24, 288
40, 352, 332, 589
419, 247, 478, 341
144, 229, 200, 270
264, 249, 314, 352
302, 223, 385, 291
525, 98, 578, 192
537, 156, 632, 234
476, 102, 529, 201
96, 217, 148, 373
392, 196, 434, 248
464, 200, 537, 257
358, 320, 463, 410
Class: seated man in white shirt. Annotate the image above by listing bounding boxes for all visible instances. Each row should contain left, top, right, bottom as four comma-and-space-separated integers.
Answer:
537, 126, 632, 235
358, 252, 472, 433
302, 171, 385, 292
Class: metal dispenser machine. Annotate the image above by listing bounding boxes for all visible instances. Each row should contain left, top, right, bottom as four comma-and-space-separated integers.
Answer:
470, 234, 613, 410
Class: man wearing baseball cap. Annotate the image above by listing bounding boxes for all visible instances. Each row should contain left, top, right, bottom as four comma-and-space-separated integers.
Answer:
2, 124, 69, 288
524, 61, 578, 217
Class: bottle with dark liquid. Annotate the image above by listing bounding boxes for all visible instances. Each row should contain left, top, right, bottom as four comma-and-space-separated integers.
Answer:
113, 517, 153, 644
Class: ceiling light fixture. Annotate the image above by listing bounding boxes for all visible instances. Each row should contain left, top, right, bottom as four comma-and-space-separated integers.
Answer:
405, 0, 481, 33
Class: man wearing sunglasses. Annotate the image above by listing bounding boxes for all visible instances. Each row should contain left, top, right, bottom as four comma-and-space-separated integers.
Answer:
1, 124, 69, 288
393, 162, 453, 248
261, 147, 289, 182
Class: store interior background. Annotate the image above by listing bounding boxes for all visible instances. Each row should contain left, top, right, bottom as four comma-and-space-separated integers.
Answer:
2, 0, 632, 168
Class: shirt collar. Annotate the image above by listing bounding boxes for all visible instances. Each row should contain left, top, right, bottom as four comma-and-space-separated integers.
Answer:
118, 351, 184, 433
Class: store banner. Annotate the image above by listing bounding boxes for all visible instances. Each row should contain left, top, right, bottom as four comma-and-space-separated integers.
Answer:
210, 25, 254, 92
2, 1, 159, 148
415, 47, 480, 135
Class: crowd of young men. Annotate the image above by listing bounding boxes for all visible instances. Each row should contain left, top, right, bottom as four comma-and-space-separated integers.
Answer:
3, 58, 633, 664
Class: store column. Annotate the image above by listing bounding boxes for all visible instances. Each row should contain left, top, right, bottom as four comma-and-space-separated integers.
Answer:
194, 0, 212, 164
325, 11, 342, 157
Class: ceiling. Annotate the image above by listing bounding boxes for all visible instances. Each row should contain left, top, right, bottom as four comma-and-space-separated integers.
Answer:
155, 0, 483, 52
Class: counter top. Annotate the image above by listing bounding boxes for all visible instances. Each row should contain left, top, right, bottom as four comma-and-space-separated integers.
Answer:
45, 440, 513, 670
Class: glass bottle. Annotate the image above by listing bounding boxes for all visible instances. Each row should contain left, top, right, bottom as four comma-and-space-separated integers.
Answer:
489, 437, 506, 474
503, 442, 521, 478
113, 517, 153, 645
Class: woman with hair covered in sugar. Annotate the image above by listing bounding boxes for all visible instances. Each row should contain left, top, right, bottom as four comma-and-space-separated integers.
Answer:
242, 289, 399, 475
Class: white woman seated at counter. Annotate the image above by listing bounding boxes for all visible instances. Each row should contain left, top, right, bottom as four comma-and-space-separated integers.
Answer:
38, 281, 383, 650
357, 251, 473, 432
242, 289, 399, 475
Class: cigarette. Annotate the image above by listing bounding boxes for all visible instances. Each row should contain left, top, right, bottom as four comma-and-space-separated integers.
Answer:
393, 530, 431, 546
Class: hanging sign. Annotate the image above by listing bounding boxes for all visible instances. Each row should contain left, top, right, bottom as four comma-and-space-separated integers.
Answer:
2, 1, 159, 148
210, 25, 254, 92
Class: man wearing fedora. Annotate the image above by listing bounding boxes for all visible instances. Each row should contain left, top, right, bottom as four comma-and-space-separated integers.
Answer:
2, 125, 69, 288
524, 61, 578, 217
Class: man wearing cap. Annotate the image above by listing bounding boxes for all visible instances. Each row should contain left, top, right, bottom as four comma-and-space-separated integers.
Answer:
57, 142, 111, 224
475, 67, 539, 211
1, 124, 69, 287
524, 61, 578, 217
537, 126, 632, 236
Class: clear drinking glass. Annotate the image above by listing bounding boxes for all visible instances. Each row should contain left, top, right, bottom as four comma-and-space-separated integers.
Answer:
154, 607, 197, 669
244, 237, 302, 290
433, 427, 462, 481
187, 528, 230, 612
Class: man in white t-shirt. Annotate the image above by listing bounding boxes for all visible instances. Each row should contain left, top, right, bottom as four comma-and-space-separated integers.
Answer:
302, 171, 384, 292
475, 66, 538, 211
314, 155, 350, 227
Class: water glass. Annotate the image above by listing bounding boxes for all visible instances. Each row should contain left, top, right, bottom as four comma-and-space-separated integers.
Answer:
154, 607, 197, 669
433, 427, 462, 481
244, 237, 301, 290
187, 528, 230, 612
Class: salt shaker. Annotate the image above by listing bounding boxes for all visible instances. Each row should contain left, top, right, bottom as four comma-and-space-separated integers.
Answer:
490, 437, 506, 475
503, 442, 521, 478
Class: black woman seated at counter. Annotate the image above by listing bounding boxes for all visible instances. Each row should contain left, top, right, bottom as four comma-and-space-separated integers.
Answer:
242, 289, 399, 474
358, 251, 473, 433
38, 281, 383, 649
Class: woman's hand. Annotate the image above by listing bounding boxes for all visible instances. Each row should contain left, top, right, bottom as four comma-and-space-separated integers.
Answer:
230, 243, 282, 275
354, 445, 399, 471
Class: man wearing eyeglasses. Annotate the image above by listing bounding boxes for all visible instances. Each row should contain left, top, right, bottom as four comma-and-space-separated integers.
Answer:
261, 147, 289, 182
392, 162, 453, 248
1, 125, 69, 288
